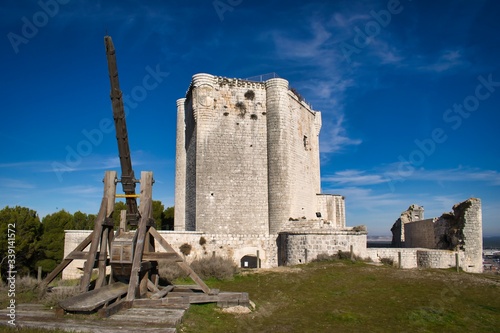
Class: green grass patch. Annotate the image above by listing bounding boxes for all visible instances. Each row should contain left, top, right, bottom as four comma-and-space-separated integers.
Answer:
2, 261, 499, 333
180, 261, 500, 333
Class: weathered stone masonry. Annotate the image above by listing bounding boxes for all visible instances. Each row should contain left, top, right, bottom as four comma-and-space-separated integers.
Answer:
382, 198, 483, 273
175, 74, 329, 234
171, 73, 358, 267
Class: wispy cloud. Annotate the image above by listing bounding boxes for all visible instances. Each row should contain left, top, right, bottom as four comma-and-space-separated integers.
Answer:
384, 165, 500, 186
417, 49, 467, 73
0, 178, 36, 189
320, 115, 362, 153
324, 165, 500, 187
322, 169, 388, 186
269, 17, 362, 154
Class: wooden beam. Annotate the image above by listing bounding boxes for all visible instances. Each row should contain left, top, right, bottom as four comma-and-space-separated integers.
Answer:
41, 231, 95, 287
151, 285, 174, 299
149, 227, 182, 257
142, 252, 182, 261
176, 261, 211, 294
80, 171, 116, 292
95, 227, 110, 289
126, 197, 152, 301
80, 198, 107, 292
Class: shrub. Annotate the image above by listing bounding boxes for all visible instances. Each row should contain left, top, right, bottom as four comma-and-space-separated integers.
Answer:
157, 259, 189, 283
380, 257, 395, 266
199, 237, 207, 246
42, 286, 79, 307
190, 256, 239, 280
337, 250, 351, 260
313, 253, 338, 262
352, 225, 367, 232
179, 243, 192, 256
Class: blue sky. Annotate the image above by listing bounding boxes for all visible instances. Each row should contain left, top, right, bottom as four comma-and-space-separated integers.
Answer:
1, 0, 499, 236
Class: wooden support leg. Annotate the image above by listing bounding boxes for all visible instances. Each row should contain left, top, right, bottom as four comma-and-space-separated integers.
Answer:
95, 227, 110, 289
80, 198, 107, 292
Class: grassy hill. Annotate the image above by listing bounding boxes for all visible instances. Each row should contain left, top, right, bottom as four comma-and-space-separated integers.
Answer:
180, 261, 499, 333
2, 260, 499, 333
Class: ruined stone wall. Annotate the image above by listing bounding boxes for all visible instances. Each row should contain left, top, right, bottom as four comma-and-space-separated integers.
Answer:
404, 218, 436, 248
364, 248, 463, 270
397, 198, 483, 273
458, 198, 482, 273
280, 231, 367, 265
391, 204, 424, 247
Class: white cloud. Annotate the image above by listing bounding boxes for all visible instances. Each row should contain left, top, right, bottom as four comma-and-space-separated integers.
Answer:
322, 169, 388, 186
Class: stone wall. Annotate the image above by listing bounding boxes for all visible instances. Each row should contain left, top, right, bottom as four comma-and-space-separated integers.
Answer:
278, 231, 367, 266
364, 248, 464, 270
397, 198, 483, 273
404, 218, 436, 248
62, 230, 280, 279
316, 194, 346, 229
62, 230, 91, 280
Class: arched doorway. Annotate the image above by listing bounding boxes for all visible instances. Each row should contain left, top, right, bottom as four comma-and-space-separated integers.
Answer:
240, 255, 259, 268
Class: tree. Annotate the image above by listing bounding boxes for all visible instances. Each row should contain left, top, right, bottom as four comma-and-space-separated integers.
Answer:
163, 206, 174, 230
73, 211, 95, 230
152, 200, 165, 230
37, 210, 74, 273
0, 206, 42, 277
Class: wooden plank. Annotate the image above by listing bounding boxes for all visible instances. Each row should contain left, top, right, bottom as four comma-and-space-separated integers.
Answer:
142, 252, 182, 260
149, 227, 181, 255
59, 282, 128, 312
41, 231, 94, 287
151, 285, 174, 299
126, 197, 152, 301
79, 170, 116, 293
66, 252, 89, 260
96, 226, 110, 289
119, 209, 127, 233
80, 197, 107, 292
97, 300, 132, 318
147, 279, 160, 293
177, 261, 211, 294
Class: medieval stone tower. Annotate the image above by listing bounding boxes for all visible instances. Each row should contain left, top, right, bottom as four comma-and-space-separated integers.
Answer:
174, 73, 346, 235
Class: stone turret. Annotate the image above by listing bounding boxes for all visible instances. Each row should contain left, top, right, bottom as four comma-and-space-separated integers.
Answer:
174, 98, 186, 231
265, 78, 292, 234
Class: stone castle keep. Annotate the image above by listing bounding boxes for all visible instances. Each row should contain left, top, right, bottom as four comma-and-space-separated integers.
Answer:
62, 73, 483, 278
174, 73, 346, 234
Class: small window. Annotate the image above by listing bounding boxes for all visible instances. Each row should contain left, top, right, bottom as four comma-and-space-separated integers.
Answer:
303, 135, 310, 150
